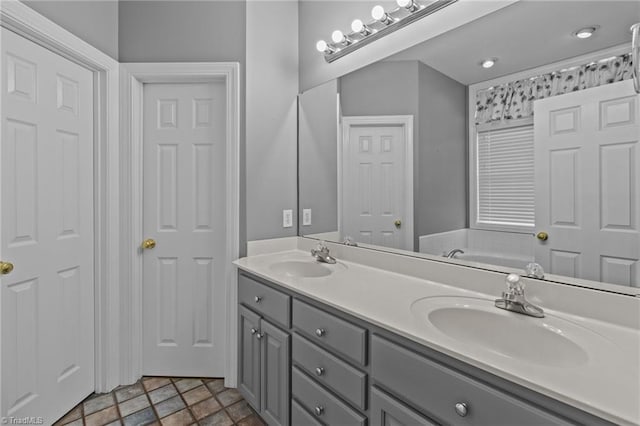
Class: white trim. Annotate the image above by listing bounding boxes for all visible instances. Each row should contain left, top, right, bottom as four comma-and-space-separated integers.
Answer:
120, 62, 240, 388
0, 0, 121, 394
468, 44, 630, 234
340, 115, 414, 251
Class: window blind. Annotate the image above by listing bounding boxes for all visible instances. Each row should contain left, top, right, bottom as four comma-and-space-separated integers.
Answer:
476, 125, 534, 227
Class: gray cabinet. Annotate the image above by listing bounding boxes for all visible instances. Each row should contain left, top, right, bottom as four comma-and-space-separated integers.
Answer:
370, 387, 437, 426
237, 275, 291, 426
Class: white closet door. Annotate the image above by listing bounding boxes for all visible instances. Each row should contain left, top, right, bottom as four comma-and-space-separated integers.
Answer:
142, 82, 227, 376
1, 28, 94, 421
534, 80, 639, 286
342, 125, 407, 250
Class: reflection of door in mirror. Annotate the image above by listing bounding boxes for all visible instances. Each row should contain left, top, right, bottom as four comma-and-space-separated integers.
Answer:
341, 117, 413, 251
534, 80, 639, 286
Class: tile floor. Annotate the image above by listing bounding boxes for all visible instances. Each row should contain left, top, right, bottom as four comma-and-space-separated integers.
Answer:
53, 377, 265, 426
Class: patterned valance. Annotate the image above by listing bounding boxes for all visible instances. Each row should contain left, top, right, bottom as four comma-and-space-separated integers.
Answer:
475, 53, 633, 125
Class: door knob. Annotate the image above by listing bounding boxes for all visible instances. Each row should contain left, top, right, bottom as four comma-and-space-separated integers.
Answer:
394, 219, 402, 228
141, 239, 156, 249
536, 232, 549, 241
0, 261, 14, 275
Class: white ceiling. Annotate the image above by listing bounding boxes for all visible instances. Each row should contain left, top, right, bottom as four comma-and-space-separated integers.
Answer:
386, 0, 639, 85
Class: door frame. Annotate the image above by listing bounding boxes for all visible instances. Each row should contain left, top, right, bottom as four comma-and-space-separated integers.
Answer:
120, 62, 240, 387
340, 115, 414, 251
0, 0, 121, 393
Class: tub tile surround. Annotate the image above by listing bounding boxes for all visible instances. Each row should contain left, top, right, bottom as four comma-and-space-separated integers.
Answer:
237, 237, 640, 425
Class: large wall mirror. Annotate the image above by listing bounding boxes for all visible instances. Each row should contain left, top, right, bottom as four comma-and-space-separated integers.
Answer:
298, 0, 640, 294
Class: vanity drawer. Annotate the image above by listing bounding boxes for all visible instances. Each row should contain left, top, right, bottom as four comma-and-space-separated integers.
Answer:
292, 299, 367, 365
293, 333, 367, 410
292, 367, 366, 426
370, 386, 437, 426
291, 399, 323, 426
371, 335, 573, 426
238, 273, 290, 328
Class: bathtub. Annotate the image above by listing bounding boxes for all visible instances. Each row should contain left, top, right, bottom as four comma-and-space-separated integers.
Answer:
447, 249, 534, 269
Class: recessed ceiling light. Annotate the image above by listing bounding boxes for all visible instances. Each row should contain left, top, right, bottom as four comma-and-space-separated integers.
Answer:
480, 58, 497, 69
573, 26, 598, 39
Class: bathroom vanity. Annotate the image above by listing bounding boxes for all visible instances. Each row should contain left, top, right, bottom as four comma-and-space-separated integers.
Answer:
234, 239, 639, 426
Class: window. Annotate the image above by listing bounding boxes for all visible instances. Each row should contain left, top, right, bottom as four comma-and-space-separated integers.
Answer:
475, 124, 534, 230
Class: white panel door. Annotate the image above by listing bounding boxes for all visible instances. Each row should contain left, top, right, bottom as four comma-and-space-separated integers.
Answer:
534, 80, 639, 286
142, 82, 227, 376
342, 125, 407, 249
0, 28, 94, 421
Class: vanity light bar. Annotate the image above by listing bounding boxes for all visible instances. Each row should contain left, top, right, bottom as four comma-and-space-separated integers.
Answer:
318, 0, 458, 64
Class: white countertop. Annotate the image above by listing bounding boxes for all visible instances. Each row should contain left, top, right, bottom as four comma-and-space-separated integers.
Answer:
234, 247, 640, 425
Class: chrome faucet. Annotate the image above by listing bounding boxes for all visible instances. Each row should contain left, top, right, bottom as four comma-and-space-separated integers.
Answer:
311, 241, 337, 264
495, 273, 544, 318
444, 248, 464, 258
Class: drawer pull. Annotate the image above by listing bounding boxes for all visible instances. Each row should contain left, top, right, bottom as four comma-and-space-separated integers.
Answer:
254, 296, 263, 303
250, 328, 257, 335
256, 332, 264, 340
315, 367, 324, 376
314, 405, 325, 417
315, 328, 326, 337
455, 402, 468, 417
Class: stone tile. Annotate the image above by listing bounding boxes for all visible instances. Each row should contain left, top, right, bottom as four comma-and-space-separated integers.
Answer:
85, 405, 119, 426
199, 410, 234, 426
148, 384, 178, 404
190, 397, 222, 420
119, 394, 150, 417
159, 408, 194, 426
105, 421, 123, 426
84, 393, 116, 415
226, 400, 253, 422
115, 382, 145, 403
174, 378, 203, 393
182, 385, 212, 406
237, 415, 266, 426
59, 420, 83, 426
154, 395, 186, 418
205, 379, 226, 394
142, 377, 172, 392
215, 388, 243, 407
122, 406, 158, 426
54, 405, 82, 425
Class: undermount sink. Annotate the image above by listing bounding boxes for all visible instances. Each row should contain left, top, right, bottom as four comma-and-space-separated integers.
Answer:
269, 260, 343, 278
410, 296, 607, 368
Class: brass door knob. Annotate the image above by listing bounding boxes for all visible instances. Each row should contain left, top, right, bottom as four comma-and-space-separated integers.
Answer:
394, 219, 402, 228
536, 232, 549, 241
0, 261, 14, 275
141, 239, 156, 249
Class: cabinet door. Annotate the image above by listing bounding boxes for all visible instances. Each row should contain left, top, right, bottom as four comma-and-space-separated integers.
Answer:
371, 387, 437, 426
238, 305, 261, 410
260, 319, 291, 426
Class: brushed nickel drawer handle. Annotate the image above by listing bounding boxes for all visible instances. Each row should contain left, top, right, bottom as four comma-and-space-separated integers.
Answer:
250, 328, 257, 335
315, 328, 326, 337
315, 367, 324, 376
254, 296, 262, 303
256, 332, 264, 340
314, 405, 324, 416
455, 402, 468, 417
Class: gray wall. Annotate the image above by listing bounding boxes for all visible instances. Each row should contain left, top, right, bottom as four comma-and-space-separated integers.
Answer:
417, 62, 467, 237
246, 1, 299, 241
339, 60, 467, 249
118, 1, 245, 63
23, 0, 119, 59
298, 79, 339, 235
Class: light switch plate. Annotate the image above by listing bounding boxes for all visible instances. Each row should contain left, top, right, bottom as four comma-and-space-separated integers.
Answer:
302, 209, 312, 226
283, 209, 293, 228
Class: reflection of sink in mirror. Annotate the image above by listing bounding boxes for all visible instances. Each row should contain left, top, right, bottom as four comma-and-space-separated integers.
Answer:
298, 0, 640, 291
269, 260, 346, 278
409, 297, 608, 368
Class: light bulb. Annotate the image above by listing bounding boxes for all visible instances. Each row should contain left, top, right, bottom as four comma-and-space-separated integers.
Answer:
397, 0, 411, 6
481, 58, 496, 69
351, 19, 364, 33
371, 5, 385, 20
574, 27, 596, 39
332, 30, 345, 43
316, 40, 328, 53
396, 0, 418, 10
